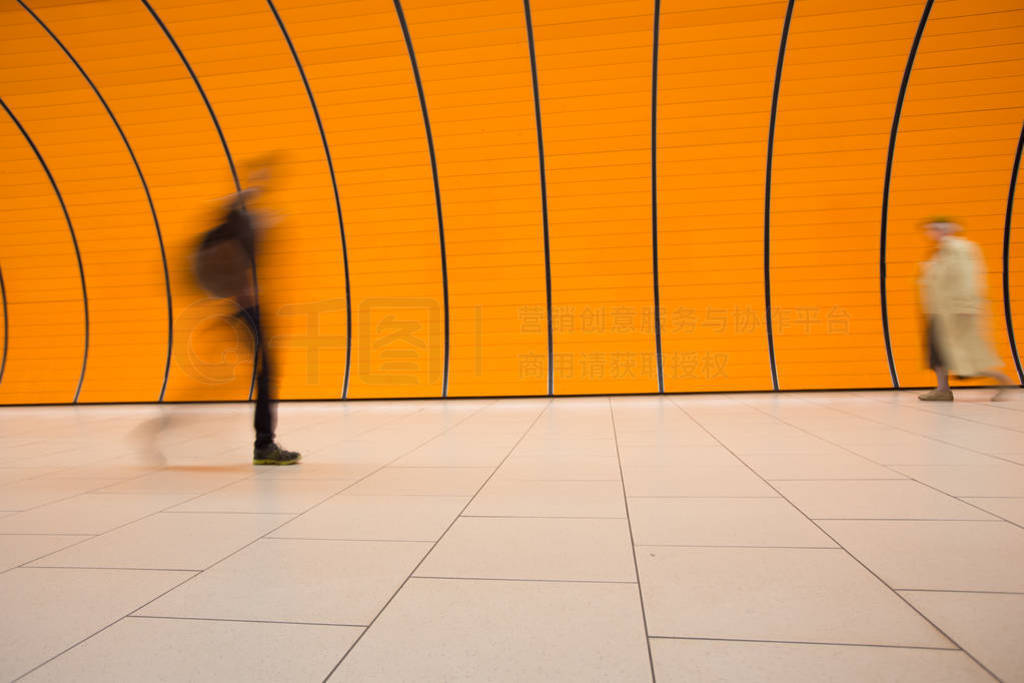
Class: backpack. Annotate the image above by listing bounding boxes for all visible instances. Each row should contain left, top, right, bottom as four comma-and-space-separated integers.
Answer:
193, 225, 250, 299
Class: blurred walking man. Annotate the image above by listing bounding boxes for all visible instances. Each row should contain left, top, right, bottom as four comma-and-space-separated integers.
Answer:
196, 159, 301, 464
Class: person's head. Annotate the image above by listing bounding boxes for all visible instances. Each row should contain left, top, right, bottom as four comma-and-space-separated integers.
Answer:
922, 216, 962, 242
243, 152, 282, 197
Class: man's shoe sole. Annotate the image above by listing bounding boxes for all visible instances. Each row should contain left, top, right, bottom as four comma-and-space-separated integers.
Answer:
252, 458, 300, 466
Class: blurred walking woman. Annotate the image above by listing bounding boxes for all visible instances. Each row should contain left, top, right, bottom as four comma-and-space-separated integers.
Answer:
918, 218, 1011, 401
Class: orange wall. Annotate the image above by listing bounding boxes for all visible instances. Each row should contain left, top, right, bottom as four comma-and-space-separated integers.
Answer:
887, 0, 1024, 389
658, 1, 783, 393
1, 0, 1022, 404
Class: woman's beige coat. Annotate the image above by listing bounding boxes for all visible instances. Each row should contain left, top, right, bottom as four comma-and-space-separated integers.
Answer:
919, 235, 1002, 375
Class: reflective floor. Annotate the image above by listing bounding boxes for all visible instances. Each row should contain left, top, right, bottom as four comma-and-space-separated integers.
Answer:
1, 391, 1022, 682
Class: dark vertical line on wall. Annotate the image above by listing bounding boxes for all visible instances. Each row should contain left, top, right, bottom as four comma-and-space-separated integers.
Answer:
141, 0, 259, 401
1003, 120, 1024, 385
140, 1, 240, 190
1, 98, 88, 403
523, 0, 553, 396
880, 0, 934, 389
0, 265, 8, 386
21, 0, 173, 402
267, 0, 353, 399
650, 0, 665, 393
764, 0, 794, 392
394, 0, 450, 397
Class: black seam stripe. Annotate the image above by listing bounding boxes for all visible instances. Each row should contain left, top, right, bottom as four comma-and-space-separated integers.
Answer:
651, 0, 664, 393
140, 0, 258, 401
764, 0, 794, 392
21, 0, 173, 403
0, 265, 7, 387
523, 0, 554, 397
138, 2, 240, 190
1004, 119, 1024, 385
881, 0, 935, 390
394, 0, 450, 398
267, 0, 353, 399
0, 97, 88, 403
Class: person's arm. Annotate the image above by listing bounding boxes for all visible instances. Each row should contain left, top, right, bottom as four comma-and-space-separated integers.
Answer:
248, 206, 281, 236
947, 241, 983, 316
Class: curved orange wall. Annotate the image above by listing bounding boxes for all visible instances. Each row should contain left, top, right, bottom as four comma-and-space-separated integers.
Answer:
1, 0, 1022, 404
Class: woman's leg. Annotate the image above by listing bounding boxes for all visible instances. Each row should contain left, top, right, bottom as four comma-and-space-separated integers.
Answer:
978, 370, 1011, 385
978, 370, 1012, 401
920, 366, 953, 400
920, 319, 953, 399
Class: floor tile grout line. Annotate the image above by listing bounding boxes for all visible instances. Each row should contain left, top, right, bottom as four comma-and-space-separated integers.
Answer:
320, 398, 553, 683
412, 575, 638, 585
337, 493, 496, 498
896, 588, 1024, 595
136, 400, 498, 585
460, 514, 626, 520
245, 477, 373, 482
50, 488, 256, 495
811, 518, 1004, 522
765, 478, 909, 481
980, 397, 1024, 414
889, 487, 1022, 528
161, 509, 328, 515
634, 544, 841, 550
488, 477, 623, 482
10, 568, 198, 683
247, 406, 427, 461
608, 398, 659, 683
0, 466, 109, 488
265, 536, 436, 543
748, 397, 1024, 532
4, 403, 432, 562
961, 495, 1024, 499
6, 395, 1015, 679
854, 388, 1024, 435
627, 495, 781, 499
1, 470, 263, 577
0, 434, 195, 483
799, 393, 1024, 468
25, 566, 202, 572
383, 465, 501, 469
126, 614, 368, 628
8, 402, 491, 681
669, 396, 1003, 682
0, 403, 361, 534
745, 395, 1020, 509
646, 634, 961, 651
0, 532, 96, 537
0, 467, 178, 519
293, 405, 430, 443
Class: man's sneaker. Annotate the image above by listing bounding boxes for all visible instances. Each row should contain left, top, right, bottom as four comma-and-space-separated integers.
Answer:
253, 443, 301, 466
918, 388, 953, 402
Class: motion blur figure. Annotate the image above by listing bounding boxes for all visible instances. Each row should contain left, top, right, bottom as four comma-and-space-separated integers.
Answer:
195, 157, 301, 464
918, 218, 1011, 401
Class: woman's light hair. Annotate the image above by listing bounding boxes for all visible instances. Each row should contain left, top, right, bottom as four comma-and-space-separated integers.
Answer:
921, 216, 963, 233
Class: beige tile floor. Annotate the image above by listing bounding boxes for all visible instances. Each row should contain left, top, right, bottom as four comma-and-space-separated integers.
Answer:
1, 391, 1022, 682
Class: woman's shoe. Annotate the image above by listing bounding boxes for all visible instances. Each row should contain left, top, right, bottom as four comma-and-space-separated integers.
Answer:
918, 388, 953, 401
